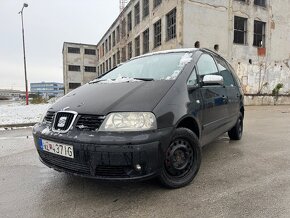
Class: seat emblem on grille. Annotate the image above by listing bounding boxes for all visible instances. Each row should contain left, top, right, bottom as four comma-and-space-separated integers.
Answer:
57, 116, 67, 128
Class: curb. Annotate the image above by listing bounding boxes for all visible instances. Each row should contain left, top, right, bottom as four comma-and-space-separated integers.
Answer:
0, 123, 37, 128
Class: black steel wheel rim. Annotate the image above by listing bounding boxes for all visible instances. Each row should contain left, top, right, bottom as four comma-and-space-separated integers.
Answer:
165, 139, 194, 178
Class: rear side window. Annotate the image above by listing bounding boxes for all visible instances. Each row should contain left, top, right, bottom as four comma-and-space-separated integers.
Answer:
197, 54, 218, 76
215, 57, 236, 87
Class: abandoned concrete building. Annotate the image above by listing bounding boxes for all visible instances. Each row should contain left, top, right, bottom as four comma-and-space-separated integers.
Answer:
62, 42, 98, 94
95, 0, 290, 98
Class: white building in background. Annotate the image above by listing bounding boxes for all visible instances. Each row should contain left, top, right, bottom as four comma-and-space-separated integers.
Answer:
96, 0, 290, 95
62, 42, 98, 94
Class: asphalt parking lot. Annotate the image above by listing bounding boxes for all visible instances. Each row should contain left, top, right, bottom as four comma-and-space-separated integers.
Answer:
0, 106, 290, 218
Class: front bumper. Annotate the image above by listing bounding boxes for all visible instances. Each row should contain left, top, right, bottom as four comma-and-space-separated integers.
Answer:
33, 123, 173, 181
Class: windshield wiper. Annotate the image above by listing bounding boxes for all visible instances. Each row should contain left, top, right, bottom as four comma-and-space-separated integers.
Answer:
134, 78, 154, 81
89, 79, 106, 84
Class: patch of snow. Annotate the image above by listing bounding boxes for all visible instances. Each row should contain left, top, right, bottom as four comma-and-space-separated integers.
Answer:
165, 53, 193, 80
165, 70, 181, 80
41, 127, 50, 135
99, 75, 141, 84
0, 102, 51, 126
178, 53, 193, 68
77, 125, 87, 129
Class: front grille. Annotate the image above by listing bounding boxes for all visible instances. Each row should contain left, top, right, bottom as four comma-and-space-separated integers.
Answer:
76, 115, 105, 131
44, 111, 55, 123
53, 112, 76, 132
40, 152, 91, 175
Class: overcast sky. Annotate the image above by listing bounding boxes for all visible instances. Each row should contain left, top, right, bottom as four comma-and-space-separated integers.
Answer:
0, 0, 121, 90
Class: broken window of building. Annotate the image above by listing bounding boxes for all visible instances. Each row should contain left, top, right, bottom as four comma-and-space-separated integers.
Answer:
69, 83, 81, 89
134, 2, 140, 26
105, 39, 108, 53
84, 49, 96, 55
135, 36, 140, 56
85, 66, 96, 73
127, 12, 132, 32
109, 35, 112, 51
154, 0, 162, 8
128, 42, 133, 59
101, 43, 105, 57
166, 8, 176, 41
68, 65, 81, 72
143, 29, 150, 54
109, 58, 112, 70
154, 19, 162, 48
122, 47, 127, 62
117, 51, 121, 64
121, 19, 126, 38
113, 54, 117, 67
234, 16, 247, 45
143, 0, 149, 19
68, 47, 80, 54
254, 0, 266, 7
116, 26, 120, 43
253, 20, 266, 47
112, 31, 116, 47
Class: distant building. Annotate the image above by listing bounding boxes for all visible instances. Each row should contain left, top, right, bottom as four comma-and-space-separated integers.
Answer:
30, 82, 64, 98
0, 89, 26, 100
62, 42, 98, 94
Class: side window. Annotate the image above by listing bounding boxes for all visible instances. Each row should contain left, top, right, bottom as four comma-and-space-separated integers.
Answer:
197, 54, 219, 76
187, 68, 198, 86
215, 57, 236, 87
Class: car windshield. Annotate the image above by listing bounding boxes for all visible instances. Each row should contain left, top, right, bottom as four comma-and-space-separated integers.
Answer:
99, 52, 193, 81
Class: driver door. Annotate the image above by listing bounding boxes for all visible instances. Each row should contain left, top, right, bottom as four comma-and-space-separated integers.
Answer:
196, 53, 228, 145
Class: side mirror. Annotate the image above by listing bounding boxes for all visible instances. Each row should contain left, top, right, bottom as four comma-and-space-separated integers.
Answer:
202, 75, 224, 86
187, 84, 199, 91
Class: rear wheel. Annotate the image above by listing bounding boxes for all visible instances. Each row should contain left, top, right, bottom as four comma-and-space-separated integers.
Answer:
159, 128, 201, 189
228, 112, 243, 140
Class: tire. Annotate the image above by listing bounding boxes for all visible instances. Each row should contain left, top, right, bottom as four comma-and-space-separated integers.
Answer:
228, 112, 243, 140
159, 128, 201, 189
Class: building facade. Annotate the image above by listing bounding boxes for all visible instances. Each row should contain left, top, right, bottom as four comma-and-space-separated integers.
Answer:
96, 0, 290, 95
30, 82, 64, 98
63, 42, 98, 94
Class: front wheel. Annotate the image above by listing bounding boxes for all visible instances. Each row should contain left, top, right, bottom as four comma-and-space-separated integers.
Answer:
159, 128, 201, 189
228, 112, 243, 140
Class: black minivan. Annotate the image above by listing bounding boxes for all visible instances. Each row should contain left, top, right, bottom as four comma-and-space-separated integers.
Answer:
33, 48, 244, 188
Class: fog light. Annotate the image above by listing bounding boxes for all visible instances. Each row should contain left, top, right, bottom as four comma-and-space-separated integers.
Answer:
135, 164, 142, 171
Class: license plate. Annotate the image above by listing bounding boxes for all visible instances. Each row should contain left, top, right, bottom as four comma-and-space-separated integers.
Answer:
40, 139, 74, 159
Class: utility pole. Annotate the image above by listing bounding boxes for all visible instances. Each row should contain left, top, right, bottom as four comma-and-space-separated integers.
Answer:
19, 3, 29, 105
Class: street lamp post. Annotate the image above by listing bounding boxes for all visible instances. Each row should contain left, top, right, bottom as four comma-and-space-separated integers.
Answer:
19, 3, 29, 105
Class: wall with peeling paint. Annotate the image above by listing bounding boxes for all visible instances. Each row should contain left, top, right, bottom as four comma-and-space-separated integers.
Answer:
183, 0, 290, 95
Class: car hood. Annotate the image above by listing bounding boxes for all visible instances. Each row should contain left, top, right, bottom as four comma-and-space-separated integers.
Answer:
49, 80, 174, 115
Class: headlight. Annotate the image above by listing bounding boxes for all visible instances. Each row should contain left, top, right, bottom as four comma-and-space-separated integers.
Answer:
99, 112, 157, 132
